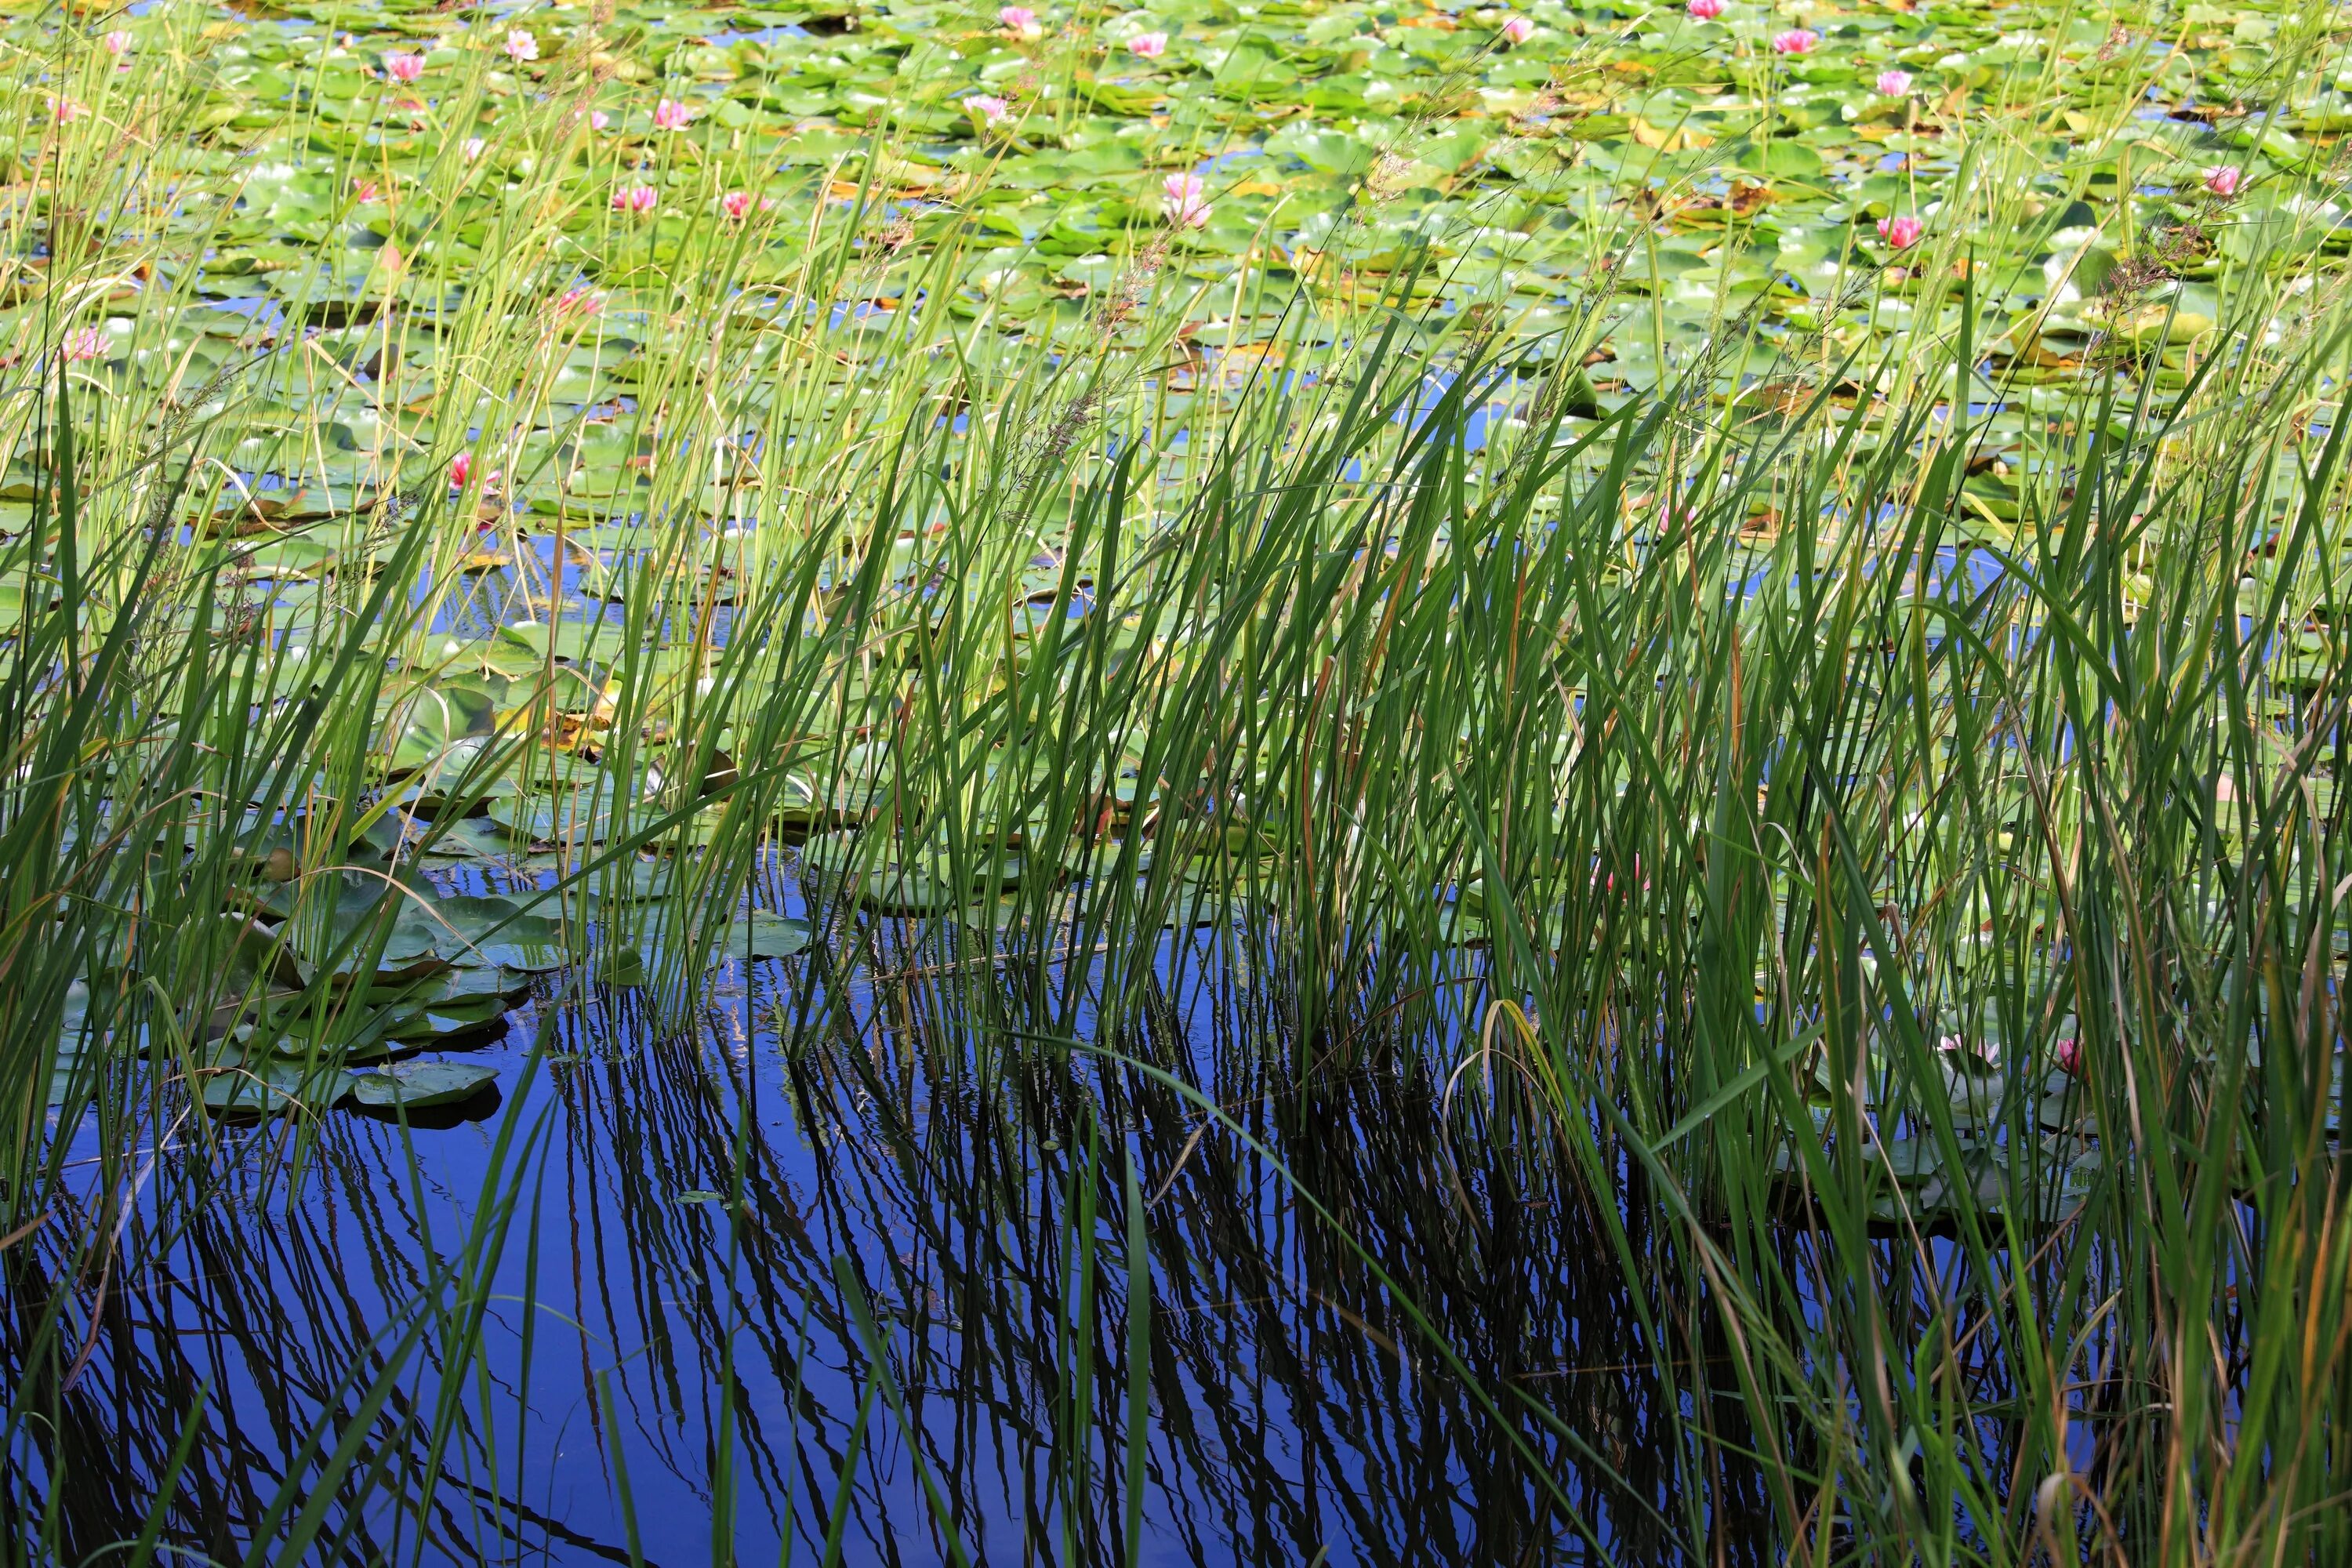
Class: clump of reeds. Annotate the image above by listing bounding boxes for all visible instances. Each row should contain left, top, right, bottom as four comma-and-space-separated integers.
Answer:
5, 6, 2352, 1561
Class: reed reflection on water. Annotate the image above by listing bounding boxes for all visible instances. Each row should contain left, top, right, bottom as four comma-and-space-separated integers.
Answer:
7, 887, 1787, 1566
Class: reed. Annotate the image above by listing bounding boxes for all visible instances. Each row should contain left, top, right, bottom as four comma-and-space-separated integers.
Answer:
5, 3, 2351, 1560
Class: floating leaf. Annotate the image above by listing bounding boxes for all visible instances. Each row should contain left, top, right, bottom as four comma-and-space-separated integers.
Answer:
481, 942, 570, 974
350, 1061, 499, 1110
486, 793, 621, 844
732, 911, 812, 959
198, 1061, 356, 1116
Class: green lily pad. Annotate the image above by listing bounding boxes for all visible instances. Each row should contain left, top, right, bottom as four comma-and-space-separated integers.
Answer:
350, 1061, 499, 1110
581, 858, 680, 905
199, 1061, 357, 1116
799, 830, 1023, 913
732, 911, 813, 959
593, 942, 671, 988
481, 941, 570, 974
415, 818, 524, 861
486, 793, 621, 844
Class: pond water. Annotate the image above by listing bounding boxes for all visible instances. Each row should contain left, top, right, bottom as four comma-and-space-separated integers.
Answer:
27, 853, 1759, 1565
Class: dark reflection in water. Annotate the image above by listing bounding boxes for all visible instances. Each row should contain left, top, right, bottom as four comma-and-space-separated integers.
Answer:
9, 884, 1783, 1566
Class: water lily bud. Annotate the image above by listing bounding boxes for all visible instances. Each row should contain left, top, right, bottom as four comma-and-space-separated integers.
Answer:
1163, 172, 1210, 229
1875, 69, 1911, 96
1876, 214, 1923, 249
2204, 165, 2241, 198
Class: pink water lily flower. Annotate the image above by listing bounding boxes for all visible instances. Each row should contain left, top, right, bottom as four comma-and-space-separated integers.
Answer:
590, 110, 612, 130
1877, 214, 1922, 249
613, 184, 659, 213
554, 287, 602, 318
1875, 69, 1911, 96
354, 179, 381, 203
62, 326, 107, 362
1127, 31, 1167, 57
965, 93, 1014, 127
721, 190, 754, 219
103, 30, 133, 55
1686, 0, 1724, 17
505, 29, 538, 62
450, 454, 477, 488
386, 52, 426, 82
51, 97, 87, 123
1771, 28, 1818, 54
1163, 172, 1210, 229
1500, 15, 1535, 44
653, 97, 693, 131
2055, 1036, 2082, 1075
999, 5, 1041, 37
461, 136, 485, 162
2205, 165, 2242, 198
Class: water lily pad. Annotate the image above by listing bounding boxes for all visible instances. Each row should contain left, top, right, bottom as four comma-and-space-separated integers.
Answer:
731, 911, 812, 959
799, 830, 1024, 913
384, 1002, 512, 1043
481, 942, 570, 974
486, 793, 621, 844
350, 1061, 499, 1110
430, 895, 567, 959
1151, 879, 1234, 931
593, 942, 671, 988
296, 1029, 407, 1065
582, 858, 680, 905
199, 1061, 357, 1116
495, 618, 634, 666
416, 818, 524, 860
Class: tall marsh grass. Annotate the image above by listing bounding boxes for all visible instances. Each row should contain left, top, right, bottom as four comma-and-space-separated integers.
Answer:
5, 4, 2352, 1560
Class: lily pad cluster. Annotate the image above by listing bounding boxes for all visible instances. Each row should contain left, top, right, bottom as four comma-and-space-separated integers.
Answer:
190, 866, 552, 1117
27, 0, 2344, 539
1772, 1030, 2107, 1228
185, 831, 811, 1120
